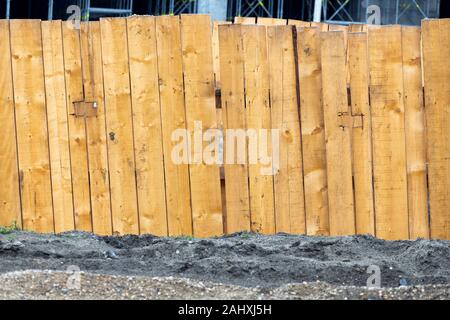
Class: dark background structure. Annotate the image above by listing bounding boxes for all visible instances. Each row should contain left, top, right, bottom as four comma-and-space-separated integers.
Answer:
0, 0, 448, 22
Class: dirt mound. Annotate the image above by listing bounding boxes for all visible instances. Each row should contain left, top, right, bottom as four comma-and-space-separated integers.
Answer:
1, 232, 449, 288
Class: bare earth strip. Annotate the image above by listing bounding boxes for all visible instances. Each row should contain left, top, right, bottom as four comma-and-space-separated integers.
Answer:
1, 231, 450, 299
0, 271, 449, 300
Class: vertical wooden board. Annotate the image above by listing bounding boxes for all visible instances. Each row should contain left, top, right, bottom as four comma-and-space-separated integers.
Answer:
10, 20, 54, 232
218, 24, 251, 233
267, 26, 288, 233
288, 19, 310, 27
257, 17, 287, 26
62, 22, 92, 232
42, 20, 75, 233
0, 20, 21, 228
234, 16, 256, 25
80, 22, 113, 235
267, 26, 306, 234
329, 24, 350, 85
296, 27, 329, 236
329, 24, 348, 33
401, 26, 429, 239
155, 15, 192, 236
212, 20, 231, 89
321, 32, 355, 236
349, 24, 364, 32
310, 22, 329, 31
242, 25, 275, 234
348, 32, 375, 235
127, 16, 168, 236
100, 17, 139, 235
368, 26, 409, 240
422, 19, 450, 240
180, 15, 223, 237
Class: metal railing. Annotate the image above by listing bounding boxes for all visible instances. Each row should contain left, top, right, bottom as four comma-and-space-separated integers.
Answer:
321, 0, 440, 25
78, 0, 134, 20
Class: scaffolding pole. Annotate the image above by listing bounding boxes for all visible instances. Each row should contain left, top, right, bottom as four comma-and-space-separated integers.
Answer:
48, 0, 54, 20
313, 0, 322, 22
80, 0, 134, 20
235, 0, 277, 18
6, 0, 10, 19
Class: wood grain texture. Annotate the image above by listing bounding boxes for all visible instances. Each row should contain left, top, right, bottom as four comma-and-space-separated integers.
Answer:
242, 25, 275, 234
212, 20, 231, 89
155, 15, 192, 236
80, 22, 113, 235
349, 24, 365, 32
10, 20, 54, 232
127, 16, 168, 236
321, 31, 355, 236
368, 26, 409, 240
100, 18, 139, 235
267, 26, 306, 234
296, 27, 329, 236
234, 17, 256, 25
288, 19, 310, 27
218, 24, 251, 233
347, 32, 375, 235
180, 15, 223, 237
42, 20, 75, 233
62, 22, 92, 232
0, 20, 21, 228
310, 22, 329, 31
422, 19, 450, 239
257, 17, 287, 26
402, 26, 429, 239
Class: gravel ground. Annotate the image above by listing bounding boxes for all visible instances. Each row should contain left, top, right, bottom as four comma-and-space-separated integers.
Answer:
1, 231, 450, 299
1, 270, 449, 300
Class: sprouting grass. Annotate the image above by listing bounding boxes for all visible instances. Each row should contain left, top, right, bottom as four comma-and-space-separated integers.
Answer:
0, 221, 20, 235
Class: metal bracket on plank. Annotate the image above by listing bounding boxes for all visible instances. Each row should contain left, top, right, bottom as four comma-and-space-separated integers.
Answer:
337, 112, 364, 129
71, 101, 98, 118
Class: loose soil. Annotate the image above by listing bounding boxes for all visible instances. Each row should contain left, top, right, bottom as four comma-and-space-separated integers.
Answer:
1, 231, 449, 299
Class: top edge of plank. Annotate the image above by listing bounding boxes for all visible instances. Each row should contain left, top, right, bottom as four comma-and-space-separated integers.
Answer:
348, 31, 367, 35
323, 30, 345, 34
127, 15, 156, 19
297, 26, 320, 30
367, 24, 402, 31
265, 25, 295, 29
421, 18, 450, 22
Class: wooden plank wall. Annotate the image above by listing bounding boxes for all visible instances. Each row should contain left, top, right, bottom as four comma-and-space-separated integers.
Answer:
42, 20, 75, 233
296, 27, 329, 236
242, 25, 275, 234
267, 26, 305, 234
127, 16, 167, 236
321, 31, 355, 236
347, 32, 375, 235
80, 22, 113, 235
180, 15, 223, 237
0, 21, 21, 228
62, 22, 92, 232
368, 26, 409, 240
0, 16, 448, 240
422, 19, 450, 239
10, 20, 54, 232
218, 24, 251, 233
